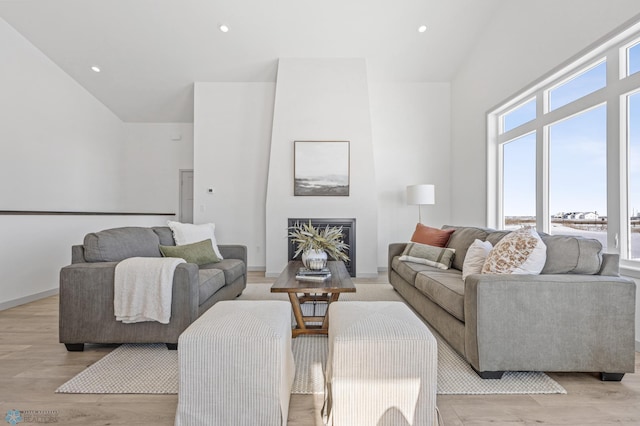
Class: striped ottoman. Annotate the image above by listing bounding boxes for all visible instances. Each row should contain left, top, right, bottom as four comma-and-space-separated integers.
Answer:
323, 301, 438, 426
174, 300, 295, 426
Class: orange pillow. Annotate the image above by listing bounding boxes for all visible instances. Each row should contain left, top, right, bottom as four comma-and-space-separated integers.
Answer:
410, 223, 454, 248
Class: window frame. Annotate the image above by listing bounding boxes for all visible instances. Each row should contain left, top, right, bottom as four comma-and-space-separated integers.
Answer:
487, 19, 640, 272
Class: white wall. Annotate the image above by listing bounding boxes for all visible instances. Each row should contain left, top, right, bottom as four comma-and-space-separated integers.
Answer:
193, 83, 275, 269
370, 82, 451, 266
192, 77, 452, 273
450, 0, 640, 226
265, 58, 378, 277
121, 123, 194, 214
0, 18, 184, 308
0, 17, 124, 212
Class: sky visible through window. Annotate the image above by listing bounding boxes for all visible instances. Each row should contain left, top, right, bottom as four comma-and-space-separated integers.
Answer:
502, 64, 609, 218
549, 105, 607, 217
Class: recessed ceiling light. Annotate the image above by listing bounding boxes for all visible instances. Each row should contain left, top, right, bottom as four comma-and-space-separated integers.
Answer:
219, 24, 229, 33
90, 66, 101, 73
418, 25, 427, 33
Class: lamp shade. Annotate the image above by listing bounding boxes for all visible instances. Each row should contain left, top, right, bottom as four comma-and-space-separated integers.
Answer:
407, 184, 435, 205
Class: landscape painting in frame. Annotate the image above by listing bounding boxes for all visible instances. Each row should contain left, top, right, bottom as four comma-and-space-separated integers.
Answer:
294, 141, 350, 196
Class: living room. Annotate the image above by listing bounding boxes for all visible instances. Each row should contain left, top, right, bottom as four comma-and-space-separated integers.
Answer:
2, 1, 640, 425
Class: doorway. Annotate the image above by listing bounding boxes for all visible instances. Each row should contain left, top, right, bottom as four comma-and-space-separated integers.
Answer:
179, 170, 194, 223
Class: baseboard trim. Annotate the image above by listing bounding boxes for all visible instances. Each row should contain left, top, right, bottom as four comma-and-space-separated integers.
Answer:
247, 266, 266, 272
0, 288, 59, 312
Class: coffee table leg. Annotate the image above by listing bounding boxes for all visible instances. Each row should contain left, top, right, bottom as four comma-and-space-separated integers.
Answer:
289, 293, 306, 336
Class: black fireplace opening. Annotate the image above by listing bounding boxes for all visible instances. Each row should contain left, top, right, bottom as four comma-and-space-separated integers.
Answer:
287, 218, 356, 277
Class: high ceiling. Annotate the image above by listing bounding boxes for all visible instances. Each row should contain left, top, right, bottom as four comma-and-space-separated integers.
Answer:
0, 0, 503, 122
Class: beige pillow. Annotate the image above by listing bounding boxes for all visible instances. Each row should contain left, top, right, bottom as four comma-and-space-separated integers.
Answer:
481, 227, 546, 275
462, 239, 493, 280
399, 242, 456, 270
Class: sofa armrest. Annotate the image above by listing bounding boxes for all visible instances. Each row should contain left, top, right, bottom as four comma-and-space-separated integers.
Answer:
599, 253, 620, 276
388, 243, 407, 281
463, 273, 636, 374
219, 245, 247, 265
59, 261, 200, 345
71, 245, 86, 263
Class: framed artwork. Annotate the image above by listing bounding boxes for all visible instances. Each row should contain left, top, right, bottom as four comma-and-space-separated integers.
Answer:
294, 141, 350, 196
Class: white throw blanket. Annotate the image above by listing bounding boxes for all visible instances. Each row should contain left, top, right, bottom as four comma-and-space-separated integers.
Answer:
114, 257, 186, 324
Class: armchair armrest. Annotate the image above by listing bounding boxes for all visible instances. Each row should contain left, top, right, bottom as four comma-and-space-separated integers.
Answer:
71, 245, 86, 263
463, 273, 636, 374
219, 245, 247, 265
59, 261, 200, 346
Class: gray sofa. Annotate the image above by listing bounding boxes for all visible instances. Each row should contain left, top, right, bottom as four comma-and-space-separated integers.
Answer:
388, 225, 636, 380
59, 226, 247, 351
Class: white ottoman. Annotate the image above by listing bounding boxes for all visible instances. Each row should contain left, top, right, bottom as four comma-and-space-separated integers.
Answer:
174, 300, 295, 426
323, 301, 438, 426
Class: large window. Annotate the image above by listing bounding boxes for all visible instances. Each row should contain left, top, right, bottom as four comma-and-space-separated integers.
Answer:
628, 91, 640, 258
488, 20, 640, 268
549, 106, 607, 249
503, 133, 536, 229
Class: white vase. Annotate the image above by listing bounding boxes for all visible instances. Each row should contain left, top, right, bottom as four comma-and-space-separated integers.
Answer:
302, 249, 328, 270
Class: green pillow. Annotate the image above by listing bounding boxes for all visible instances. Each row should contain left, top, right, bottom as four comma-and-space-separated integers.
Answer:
399, 242, 456, 270
159, 239, 220, 266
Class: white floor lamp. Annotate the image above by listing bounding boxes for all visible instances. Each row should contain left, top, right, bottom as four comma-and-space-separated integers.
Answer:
407, 184, 435, 224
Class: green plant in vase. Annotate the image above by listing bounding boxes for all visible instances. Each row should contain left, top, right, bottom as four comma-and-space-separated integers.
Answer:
288, 221, 350, 269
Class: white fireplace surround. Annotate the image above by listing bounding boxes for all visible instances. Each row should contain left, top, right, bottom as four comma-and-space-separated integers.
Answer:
265, 58, 378, 278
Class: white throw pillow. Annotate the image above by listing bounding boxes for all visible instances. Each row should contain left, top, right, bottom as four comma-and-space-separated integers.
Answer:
481, 227, 546, 275
167, 221, 224, 260
462, 239, 493, 280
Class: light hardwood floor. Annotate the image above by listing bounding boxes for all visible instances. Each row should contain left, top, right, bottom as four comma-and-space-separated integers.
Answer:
1, 272, 639, 425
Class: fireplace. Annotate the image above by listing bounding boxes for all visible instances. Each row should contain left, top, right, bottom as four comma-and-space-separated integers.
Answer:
287, 218, 356, 277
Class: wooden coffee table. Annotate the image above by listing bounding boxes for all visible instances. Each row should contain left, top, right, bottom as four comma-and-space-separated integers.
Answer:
271, 260, 356, 337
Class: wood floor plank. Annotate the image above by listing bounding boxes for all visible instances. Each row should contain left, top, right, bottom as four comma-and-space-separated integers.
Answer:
0, 271, 638, 425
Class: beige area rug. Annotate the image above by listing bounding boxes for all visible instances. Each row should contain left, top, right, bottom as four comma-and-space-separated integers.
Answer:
56, 283, 566, 395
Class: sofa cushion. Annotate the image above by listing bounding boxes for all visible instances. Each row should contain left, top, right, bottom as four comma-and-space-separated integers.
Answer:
540, 234, 603, 274
159, 239, 220, 266
414, 271, 465, 322
200, 258, 245, 284
482, 227, 547, 275
198, 269, 226, 304
443, 226, 491, 271
84, 227, 161, 262
153, 226, 175, 246
391, 256, 460, 285
485, 230, 510, 246
410, 223, 455, 247
400, 242, 456, 270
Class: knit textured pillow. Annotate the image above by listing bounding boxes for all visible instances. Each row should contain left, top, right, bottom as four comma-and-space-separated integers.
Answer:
481, 227, 546, 275
399, 242, 456, 270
